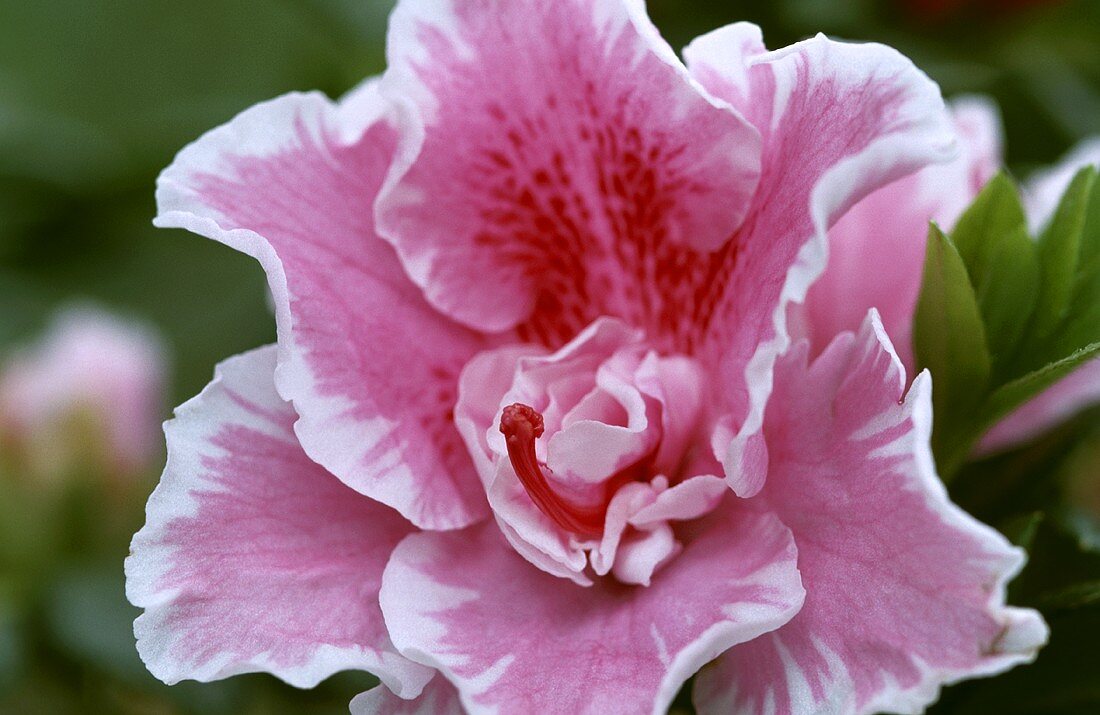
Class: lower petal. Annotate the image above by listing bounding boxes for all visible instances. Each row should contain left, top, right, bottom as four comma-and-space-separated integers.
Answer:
695, 313, 1046, 715
351, 677, 464, 715
125, 346, 432, 695
379, 501, 804, 715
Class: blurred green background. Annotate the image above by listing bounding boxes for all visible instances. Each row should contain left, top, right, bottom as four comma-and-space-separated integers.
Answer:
1, 0, 1098, 712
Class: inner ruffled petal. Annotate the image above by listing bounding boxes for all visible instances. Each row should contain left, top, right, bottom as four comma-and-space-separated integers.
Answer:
456, 316, 721, 583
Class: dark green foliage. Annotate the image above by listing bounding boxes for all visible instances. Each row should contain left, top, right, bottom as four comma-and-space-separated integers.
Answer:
915, 169, 1100, 477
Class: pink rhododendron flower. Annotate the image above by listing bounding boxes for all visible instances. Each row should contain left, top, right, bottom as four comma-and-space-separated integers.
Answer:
0, 305, 165, 481
799, 100, 1100, 455
127, 3, 1047, 713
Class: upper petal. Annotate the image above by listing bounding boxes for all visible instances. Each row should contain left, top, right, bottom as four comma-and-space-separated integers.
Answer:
379, 500, 804, 715
154, 86, 488, 530
694, 313, 1047, 715
683, 23, 771, 132
376, 0, 761, 340
125, 346, 433, 696
686, 26, 956, 498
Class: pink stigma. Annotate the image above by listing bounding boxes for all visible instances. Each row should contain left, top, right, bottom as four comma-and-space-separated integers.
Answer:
499, 403, 607, 537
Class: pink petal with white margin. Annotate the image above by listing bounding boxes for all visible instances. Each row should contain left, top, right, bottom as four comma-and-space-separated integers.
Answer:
377, 0, 762, 342
154, 84, 488, 530
351, 677, 464, 715
977, 137, 1100, 453
125, 346, 433, 696
693, 313, 1047, 715
684, 23, 957, 499
800, 97, 1002, 374
379, 501, 804, 715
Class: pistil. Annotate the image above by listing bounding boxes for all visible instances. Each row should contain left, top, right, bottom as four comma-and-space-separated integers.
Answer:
499, 403, 607, 537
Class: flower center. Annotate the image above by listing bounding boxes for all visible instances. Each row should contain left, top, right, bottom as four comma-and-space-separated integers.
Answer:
499, 403, 612, 537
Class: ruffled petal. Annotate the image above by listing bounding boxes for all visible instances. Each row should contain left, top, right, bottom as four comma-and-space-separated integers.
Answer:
377, 0, 761, 343
694, 314, 1047, 715
379, 501, 804, 715
683, 23, 772, 132
125, 346, 433, 695
685, 24, 956, 498
351, 677, 464, 715
629, 474, 727, 527
154, 86, 487, 530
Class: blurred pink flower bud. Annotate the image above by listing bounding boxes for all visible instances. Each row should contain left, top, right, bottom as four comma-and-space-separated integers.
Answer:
0, 305, 167, 483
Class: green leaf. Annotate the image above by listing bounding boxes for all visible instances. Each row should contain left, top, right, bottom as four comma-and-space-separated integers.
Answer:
1041, 170, 1100, 364
913, 224, 992, 473
984, 342, 1100, 425
1012, 518, 1100, 608
950, 174, 1040, 370
1042, 580, 1100, 610
913, 168, 1100, 478
1030, 166, 1097, 345
1002, 511, 1046, 551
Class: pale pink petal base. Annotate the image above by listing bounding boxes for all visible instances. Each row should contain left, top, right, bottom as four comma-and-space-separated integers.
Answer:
125, 346, 432, 695
694, 314, 1046, 715
155, 87, 487, 530
380, 501, 804, 715
1023, 136, 1100, 233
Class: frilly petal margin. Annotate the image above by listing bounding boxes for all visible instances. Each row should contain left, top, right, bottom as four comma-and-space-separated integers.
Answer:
685, 24, 957, 500
153, 84, 489, 530
351, 678, 464, 715
693, 313, 1047, 715
379, 501, 804, 715
125, 346, 433, 695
